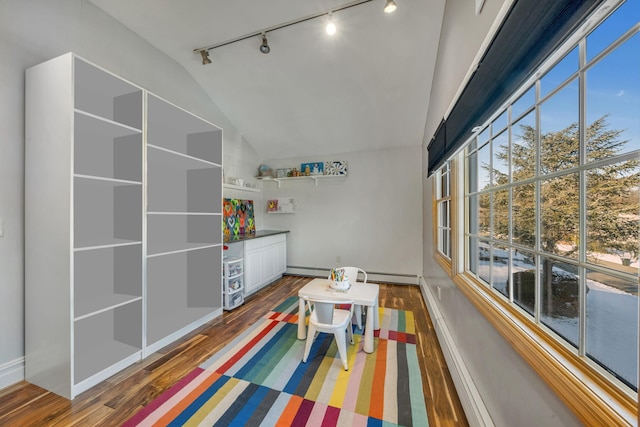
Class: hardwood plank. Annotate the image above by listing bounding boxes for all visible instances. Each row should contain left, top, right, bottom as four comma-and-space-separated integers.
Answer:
0, 276, 468, 426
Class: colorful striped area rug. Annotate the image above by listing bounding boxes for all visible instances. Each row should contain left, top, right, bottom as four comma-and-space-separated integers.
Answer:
123, 297, 428, 426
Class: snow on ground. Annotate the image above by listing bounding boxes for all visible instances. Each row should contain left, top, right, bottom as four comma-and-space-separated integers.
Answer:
478, 257, 638, 387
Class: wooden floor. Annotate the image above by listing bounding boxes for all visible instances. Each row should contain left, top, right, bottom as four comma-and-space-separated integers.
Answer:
0, 276, 468, 426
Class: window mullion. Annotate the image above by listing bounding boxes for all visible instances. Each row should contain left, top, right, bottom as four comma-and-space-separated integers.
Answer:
534, 78, 542, 324
578, 38, 588, 357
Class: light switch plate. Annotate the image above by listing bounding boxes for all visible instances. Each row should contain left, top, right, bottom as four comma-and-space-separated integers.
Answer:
0, 219, 4, 237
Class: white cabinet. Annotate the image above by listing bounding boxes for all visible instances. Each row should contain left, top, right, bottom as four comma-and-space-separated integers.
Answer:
244, 234, 287, 296
275, 240, 287, 276
245, 249, 263, 294
25, 53, 222, 399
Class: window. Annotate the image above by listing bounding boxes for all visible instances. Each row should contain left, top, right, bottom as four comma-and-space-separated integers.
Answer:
435, 162, 451, 259
464, 0, 638, 397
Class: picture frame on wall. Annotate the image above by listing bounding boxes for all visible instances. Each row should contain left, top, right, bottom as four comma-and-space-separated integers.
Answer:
300, 162, 324, 176
267, 199, 279, 212
324, 160, 348, 176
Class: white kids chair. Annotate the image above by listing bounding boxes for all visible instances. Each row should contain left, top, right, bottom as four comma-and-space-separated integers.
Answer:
302, 297, 354, 371
331, 266, 368, 329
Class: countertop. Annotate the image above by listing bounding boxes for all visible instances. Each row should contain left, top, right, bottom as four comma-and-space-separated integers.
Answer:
224, 229, 289, 244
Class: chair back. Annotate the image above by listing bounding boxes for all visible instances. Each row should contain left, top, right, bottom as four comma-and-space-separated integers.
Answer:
313, 301, 335, 325
305, 297, 353, 326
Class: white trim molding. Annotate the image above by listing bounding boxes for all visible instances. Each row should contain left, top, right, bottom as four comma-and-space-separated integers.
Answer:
419, 275, 495, 427
0, 357, 24, 391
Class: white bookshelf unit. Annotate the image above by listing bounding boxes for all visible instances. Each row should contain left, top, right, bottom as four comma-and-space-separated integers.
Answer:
146, 93, 223, 353
25, 53, 222, 399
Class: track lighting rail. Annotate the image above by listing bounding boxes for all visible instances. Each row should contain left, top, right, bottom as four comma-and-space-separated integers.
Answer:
193, 0, 383, 56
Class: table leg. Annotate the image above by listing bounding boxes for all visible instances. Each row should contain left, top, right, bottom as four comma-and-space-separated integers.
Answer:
364, 304, 374, 353
297, 297, 307, 340
373, 296, 380, 330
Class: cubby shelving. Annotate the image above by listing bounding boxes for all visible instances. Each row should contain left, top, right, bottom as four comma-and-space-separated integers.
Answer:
26, 53, 144, 399
25, 53, 223, 399
145, 93, 223, 354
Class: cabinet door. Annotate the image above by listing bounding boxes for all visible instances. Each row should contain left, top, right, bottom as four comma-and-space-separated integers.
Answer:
244, 249, 262, 294
262, 245, 277, 284
276, 242, 287, 275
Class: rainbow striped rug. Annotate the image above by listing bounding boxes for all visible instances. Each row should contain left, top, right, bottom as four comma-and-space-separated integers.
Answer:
123, 297, 428, 426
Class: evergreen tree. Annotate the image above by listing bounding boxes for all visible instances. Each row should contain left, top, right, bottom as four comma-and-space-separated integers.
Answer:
488, 115, 639, 316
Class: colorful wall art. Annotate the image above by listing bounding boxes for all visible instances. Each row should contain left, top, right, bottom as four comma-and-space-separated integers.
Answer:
223, 198, 255, 238
324, 160, 348, 175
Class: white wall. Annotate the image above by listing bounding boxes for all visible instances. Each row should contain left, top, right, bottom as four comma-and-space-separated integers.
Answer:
0, 0, 258, 389
263, 147, 422, 282
422, 0, 581, 425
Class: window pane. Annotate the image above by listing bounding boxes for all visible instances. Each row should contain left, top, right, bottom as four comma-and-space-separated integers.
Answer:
541, 47, 578, 99
468, 151, 478, 193
587, 0, 640, 62
511, 111, 536, 182
492, 130, 509, 185
477, 141, 491, 190
493, 110, 508, 135
478, 240, 491, 285
512, 86, 535, 121
493, 189, 509, 241
493, 244, 510, 298
512, 183, 536, 248
586, 269, 638, 390
540, 80, 580, 173
440, 228, 451, 258
586, 163, 640, 273
478, 127, 490, 148
540, 174, 579, 258
469, 236, 479, 275
440, 200, 450, 229
469, 135, 478, 152
441, 168, 450, 197
512, 249, 536, 315
478, 192, 491, 237
586, 34, 640, 160
540, 257, 579, 348
468, 194, 479, 235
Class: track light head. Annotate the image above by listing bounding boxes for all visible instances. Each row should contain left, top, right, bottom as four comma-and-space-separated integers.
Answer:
326, 12, 336, 35
259, 33, 270, 54
384, 0, 397, 13
200, 50, 212, 65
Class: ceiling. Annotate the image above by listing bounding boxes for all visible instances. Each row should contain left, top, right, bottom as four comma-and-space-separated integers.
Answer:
88, 0, 444, 160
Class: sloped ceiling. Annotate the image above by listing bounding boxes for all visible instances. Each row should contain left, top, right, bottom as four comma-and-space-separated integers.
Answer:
89, 0, 445, 160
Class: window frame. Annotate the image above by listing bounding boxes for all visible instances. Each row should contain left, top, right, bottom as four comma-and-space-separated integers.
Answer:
432, 0, 639, 424
435, 162, 452, 261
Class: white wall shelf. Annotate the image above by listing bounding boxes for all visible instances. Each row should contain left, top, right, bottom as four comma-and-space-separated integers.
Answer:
267, 197, 296, 214
223, 183, 260, 193
256, 175, 345, 188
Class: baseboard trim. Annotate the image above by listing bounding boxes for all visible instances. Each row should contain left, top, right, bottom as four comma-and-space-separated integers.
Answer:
419, 276, 494, 427
0, 357, 25, 391
286, 266, 418, 285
